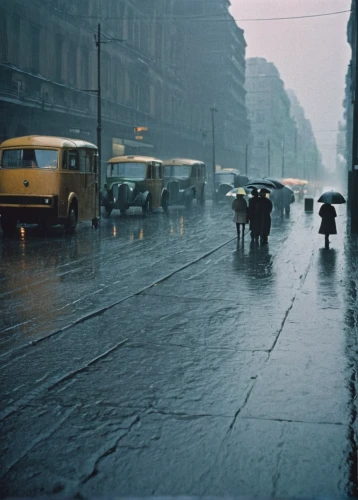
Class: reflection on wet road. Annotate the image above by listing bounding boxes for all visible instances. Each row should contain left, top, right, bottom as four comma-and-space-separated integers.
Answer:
0, 201, 355, 497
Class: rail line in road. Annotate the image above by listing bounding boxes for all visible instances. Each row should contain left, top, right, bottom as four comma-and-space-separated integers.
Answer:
0, 234, 240, 421
1, 234, 238, 361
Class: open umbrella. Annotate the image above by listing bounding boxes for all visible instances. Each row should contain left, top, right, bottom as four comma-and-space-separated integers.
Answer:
282, 178, 308, 186
317, 190, 346, 204
246, 178, 277, 189
263, 177, 285, 189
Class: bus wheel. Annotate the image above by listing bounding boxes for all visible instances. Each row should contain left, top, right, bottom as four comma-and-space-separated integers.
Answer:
65, 204, 77, 234
142, 197, 152, 216
1, 217, 17, 234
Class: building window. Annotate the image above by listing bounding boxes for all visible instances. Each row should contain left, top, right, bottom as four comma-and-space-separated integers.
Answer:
81, 48, 89, 88
12, 15, 20, 64
68, 42, 77, 86
55, 36, 63, 82
0, 10, 8, 62
31, 25, 40, 73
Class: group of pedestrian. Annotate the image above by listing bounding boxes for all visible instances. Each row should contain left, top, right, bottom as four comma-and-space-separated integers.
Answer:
232, 186, 339, 248
232, 188, 273, 244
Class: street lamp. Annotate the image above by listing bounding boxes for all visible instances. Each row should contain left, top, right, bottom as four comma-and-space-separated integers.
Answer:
83, 23, 125, 223
210, 107, 218, 198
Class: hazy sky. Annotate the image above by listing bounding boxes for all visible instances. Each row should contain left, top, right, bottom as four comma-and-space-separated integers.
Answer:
230, 0, 351, 170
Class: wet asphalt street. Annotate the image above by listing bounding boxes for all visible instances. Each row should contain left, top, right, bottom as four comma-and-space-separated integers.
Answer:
0, 199, 357, 497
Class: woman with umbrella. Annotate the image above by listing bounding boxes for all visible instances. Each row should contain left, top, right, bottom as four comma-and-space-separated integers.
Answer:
317, 190, 345, 247
232, 187, 248, 240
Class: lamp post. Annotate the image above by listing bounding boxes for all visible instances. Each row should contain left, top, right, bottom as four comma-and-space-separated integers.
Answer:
210, 107, 218, 199
95, 23, 102, 216
281, 140, 285, 178
245, 143, 248, 176
267, 139, 271, 176
83, 24, 125, 222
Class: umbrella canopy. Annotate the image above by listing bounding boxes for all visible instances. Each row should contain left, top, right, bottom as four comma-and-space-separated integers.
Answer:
234, 175, 250, 187
263, 177, 285, 189
317, 191, 346, 204
246, 178, 277, 189
225, 187, 250, 198
246, 183, 273, 192
282, 178, 308, 186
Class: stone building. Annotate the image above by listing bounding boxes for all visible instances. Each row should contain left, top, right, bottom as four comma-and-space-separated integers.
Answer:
0, 0, 250, 190
245, 58, 297, 179
286, 89, 323, 185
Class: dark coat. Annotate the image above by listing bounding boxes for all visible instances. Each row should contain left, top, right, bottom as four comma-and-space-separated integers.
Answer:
256, 196, 273, 236
248, 196, 260, 232
318, 203, 337, 235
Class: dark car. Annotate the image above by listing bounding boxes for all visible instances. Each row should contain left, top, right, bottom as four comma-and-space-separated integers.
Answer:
163, 158, 206, 208
102, 155, 169, 216
214, 169, 241, 202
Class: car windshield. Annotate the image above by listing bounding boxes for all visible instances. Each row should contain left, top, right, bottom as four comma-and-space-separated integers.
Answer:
107, 162, 147, 179
215, 173, 235, 184
1, 149, 58, 169
164, 165, 191, 178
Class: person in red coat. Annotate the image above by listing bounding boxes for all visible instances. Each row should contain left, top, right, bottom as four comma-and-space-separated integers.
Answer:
318, 203, 337, 247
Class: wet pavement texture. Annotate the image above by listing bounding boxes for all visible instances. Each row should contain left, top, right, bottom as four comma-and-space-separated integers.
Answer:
0, 200, 357, 497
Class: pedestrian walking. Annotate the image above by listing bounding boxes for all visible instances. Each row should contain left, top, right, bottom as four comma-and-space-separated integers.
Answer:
256, 189, 273, 244
248, 188, 260, 240
318, 202, 337, 248
232, 188, 248, 240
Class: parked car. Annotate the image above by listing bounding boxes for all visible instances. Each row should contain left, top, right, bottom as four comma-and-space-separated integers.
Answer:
163, 158, 206, 207
102, 155, 169, 215
214, 169, 240, 202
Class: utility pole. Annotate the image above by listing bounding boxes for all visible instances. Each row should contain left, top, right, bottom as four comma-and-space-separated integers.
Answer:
95, 23, 102, 217
281, 140, 285, 178
351, 0, 358, 233
210, 107, 218, 199
245, 143, 248, 176
267, 139, 271, 176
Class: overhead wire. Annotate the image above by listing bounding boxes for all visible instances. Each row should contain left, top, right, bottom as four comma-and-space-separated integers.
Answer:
74, 8, 353, 22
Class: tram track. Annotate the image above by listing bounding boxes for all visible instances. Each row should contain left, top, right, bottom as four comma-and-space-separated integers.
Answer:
0, 210, 303, 423
0, 235, 238, 421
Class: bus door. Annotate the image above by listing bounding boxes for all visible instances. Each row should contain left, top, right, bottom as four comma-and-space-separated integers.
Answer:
78, 148, 97, 221
146, 162, 162, 208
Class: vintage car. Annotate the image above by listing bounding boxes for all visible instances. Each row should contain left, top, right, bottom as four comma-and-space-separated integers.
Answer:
163, 158, 206, 207
102, 155, 169, 215
214, 169, 249, 202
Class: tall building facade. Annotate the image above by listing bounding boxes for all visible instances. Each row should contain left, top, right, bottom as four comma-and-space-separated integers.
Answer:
286, 89, 323, 185
245, 57, 322, 182
245, 58, 296, 179
0, 0, 250, 189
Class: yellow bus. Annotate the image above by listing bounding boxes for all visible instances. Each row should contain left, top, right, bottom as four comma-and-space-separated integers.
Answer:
0, 135, 98, 234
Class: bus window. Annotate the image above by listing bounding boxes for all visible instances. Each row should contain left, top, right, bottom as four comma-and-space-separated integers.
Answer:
69, 150, 79, 171
147, 163, 155, 179
62, 150, 68, 170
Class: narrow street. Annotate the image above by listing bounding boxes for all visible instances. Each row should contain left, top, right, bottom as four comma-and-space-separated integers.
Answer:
0, 200, 356, 497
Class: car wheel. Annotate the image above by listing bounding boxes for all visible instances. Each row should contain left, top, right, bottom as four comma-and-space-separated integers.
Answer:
142, 197, 152, 215
65, 204, 77, 234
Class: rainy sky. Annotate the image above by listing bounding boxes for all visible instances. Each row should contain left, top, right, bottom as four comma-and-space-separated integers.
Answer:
230, 0, 351, 171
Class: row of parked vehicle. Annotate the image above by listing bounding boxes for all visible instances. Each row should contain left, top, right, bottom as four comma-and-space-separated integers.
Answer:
101, 155, 206, 216
0, 134, 250, 234
0, 135, 216, 234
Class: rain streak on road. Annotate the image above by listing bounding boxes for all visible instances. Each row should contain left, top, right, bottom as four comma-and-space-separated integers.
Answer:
0, 201, 356, 497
